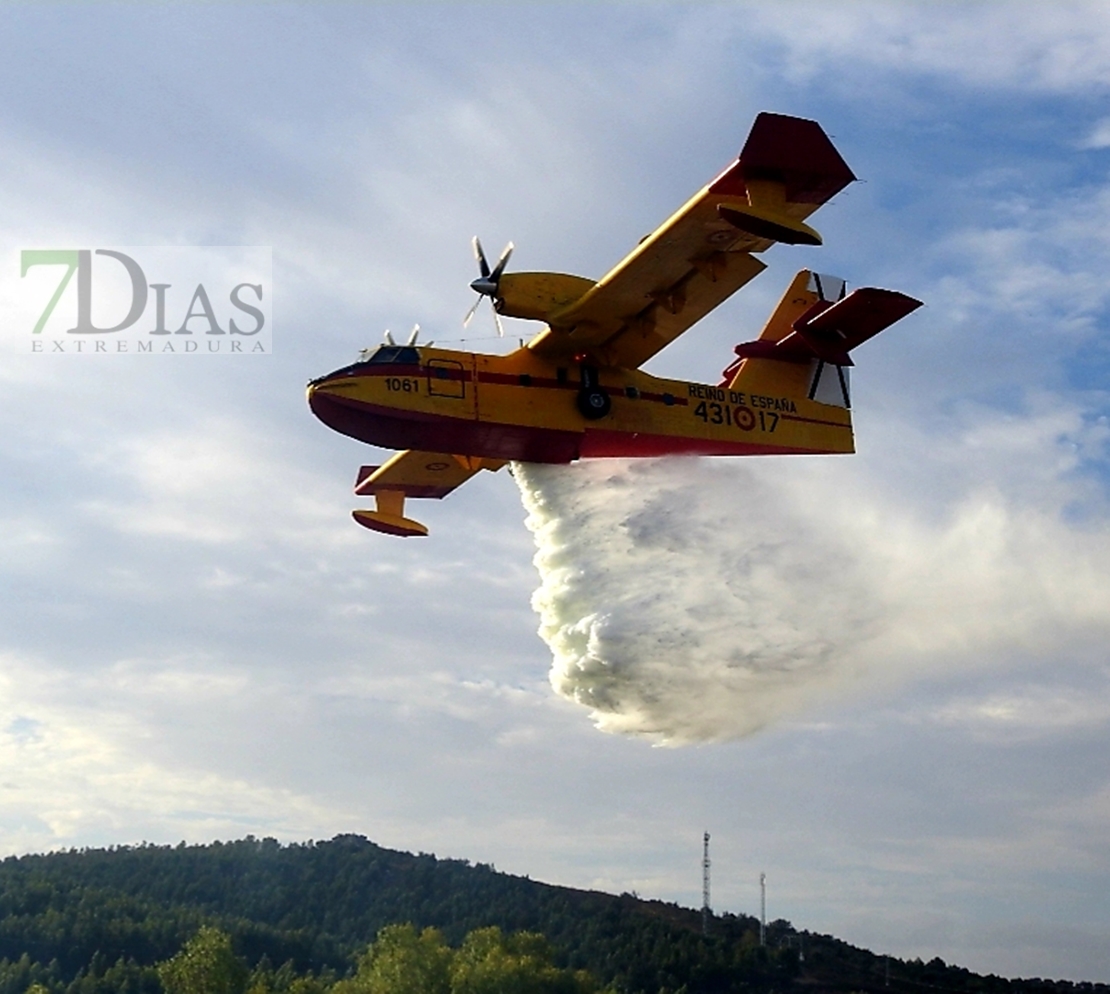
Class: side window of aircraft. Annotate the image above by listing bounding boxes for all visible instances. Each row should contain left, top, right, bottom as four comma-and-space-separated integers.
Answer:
427, 359, 466, 399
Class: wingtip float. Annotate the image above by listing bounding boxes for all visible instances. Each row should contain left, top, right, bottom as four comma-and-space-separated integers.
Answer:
307, 112, 922, 537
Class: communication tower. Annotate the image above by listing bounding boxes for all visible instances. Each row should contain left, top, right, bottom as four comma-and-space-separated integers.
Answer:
759, 872, 766, 946
701, 832, 711, 936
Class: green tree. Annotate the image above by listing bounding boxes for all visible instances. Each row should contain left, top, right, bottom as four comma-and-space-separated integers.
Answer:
158, 927, 248, 994
450, 927, 593, 994
335, 925, 450, 994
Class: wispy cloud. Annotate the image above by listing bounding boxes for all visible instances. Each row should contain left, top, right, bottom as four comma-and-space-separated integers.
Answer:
736, 2, 1110, 92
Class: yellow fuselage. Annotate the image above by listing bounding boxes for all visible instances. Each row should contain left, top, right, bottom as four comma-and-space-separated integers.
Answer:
307, 345, 853, 463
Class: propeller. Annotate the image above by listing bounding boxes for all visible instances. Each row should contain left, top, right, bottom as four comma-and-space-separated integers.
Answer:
463, 236, 513, 336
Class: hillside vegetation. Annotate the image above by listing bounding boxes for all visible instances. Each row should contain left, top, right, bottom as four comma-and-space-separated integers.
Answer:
0, 835, 1100, 994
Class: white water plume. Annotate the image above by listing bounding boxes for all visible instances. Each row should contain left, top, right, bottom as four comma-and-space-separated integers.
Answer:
513, 454, 1110, 744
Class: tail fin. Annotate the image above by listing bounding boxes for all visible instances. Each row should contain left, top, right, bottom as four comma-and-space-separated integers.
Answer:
719, 269, 847, 385
722, 270, 921, 380
720, 270, 921, 409
750, 269, 847, 348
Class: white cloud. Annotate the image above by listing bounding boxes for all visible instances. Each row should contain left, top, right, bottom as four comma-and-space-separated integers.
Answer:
1079, 116, 1110, 149
930, 683, 1110, 739
0, 652, 353, 849
734, 2, 1110, 92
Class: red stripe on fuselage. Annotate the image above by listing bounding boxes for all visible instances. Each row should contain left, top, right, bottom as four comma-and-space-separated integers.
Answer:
779, 412, 850, 429
579, 429, 815, 458
471, 370, 687, 407
328, 364, 695, 411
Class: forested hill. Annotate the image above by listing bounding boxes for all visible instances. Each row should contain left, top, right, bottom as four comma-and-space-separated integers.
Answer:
0, 834, 1102, 994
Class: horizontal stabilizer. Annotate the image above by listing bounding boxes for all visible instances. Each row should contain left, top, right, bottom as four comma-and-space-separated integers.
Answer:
788, 288, 923, 364
730, 287, 922, 371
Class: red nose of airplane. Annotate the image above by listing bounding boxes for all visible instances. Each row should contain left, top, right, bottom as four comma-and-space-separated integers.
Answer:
306, 372, 365, 438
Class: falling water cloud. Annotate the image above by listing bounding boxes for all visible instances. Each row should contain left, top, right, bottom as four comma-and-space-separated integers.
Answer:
513, 443, 1110, 744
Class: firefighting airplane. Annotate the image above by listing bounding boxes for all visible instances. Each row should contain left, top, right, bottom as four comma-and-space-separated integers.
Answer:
308, 113, 921, 536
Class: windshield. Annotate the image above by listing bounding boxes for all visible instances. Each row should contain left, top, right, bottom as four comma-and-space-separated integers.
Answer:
360, 345, 420, 365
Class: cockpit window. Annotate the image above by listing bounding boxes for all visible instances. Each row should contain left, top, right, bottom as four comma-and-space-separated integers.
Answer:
307, 345, 422, 387
360, 345, 420, 365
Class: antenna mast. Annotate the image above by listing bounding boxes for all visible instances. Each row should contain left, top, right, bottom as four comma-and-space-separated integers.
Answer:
760, 872, 767, 946
701, 832, 711, 936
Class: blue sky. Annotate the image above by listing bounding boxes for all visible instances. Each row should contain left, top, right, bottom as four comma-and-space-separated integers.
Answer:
2, 0, 1110, 983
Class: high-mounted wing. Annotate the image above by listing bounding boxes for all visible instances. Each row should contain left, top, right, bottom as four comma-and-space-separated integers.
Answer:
526, 113, 856, 370
351, 449, 505, 537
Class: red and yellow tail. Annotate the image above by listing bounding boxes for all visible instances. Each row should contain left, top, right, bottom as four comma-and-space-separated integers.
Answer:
721, 269, 922, 413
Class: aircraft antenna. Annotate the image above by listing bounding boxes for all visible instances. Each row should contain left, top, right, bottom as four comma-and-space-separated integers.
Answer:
701, 832, 711, 936
760, 872, 766, 946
